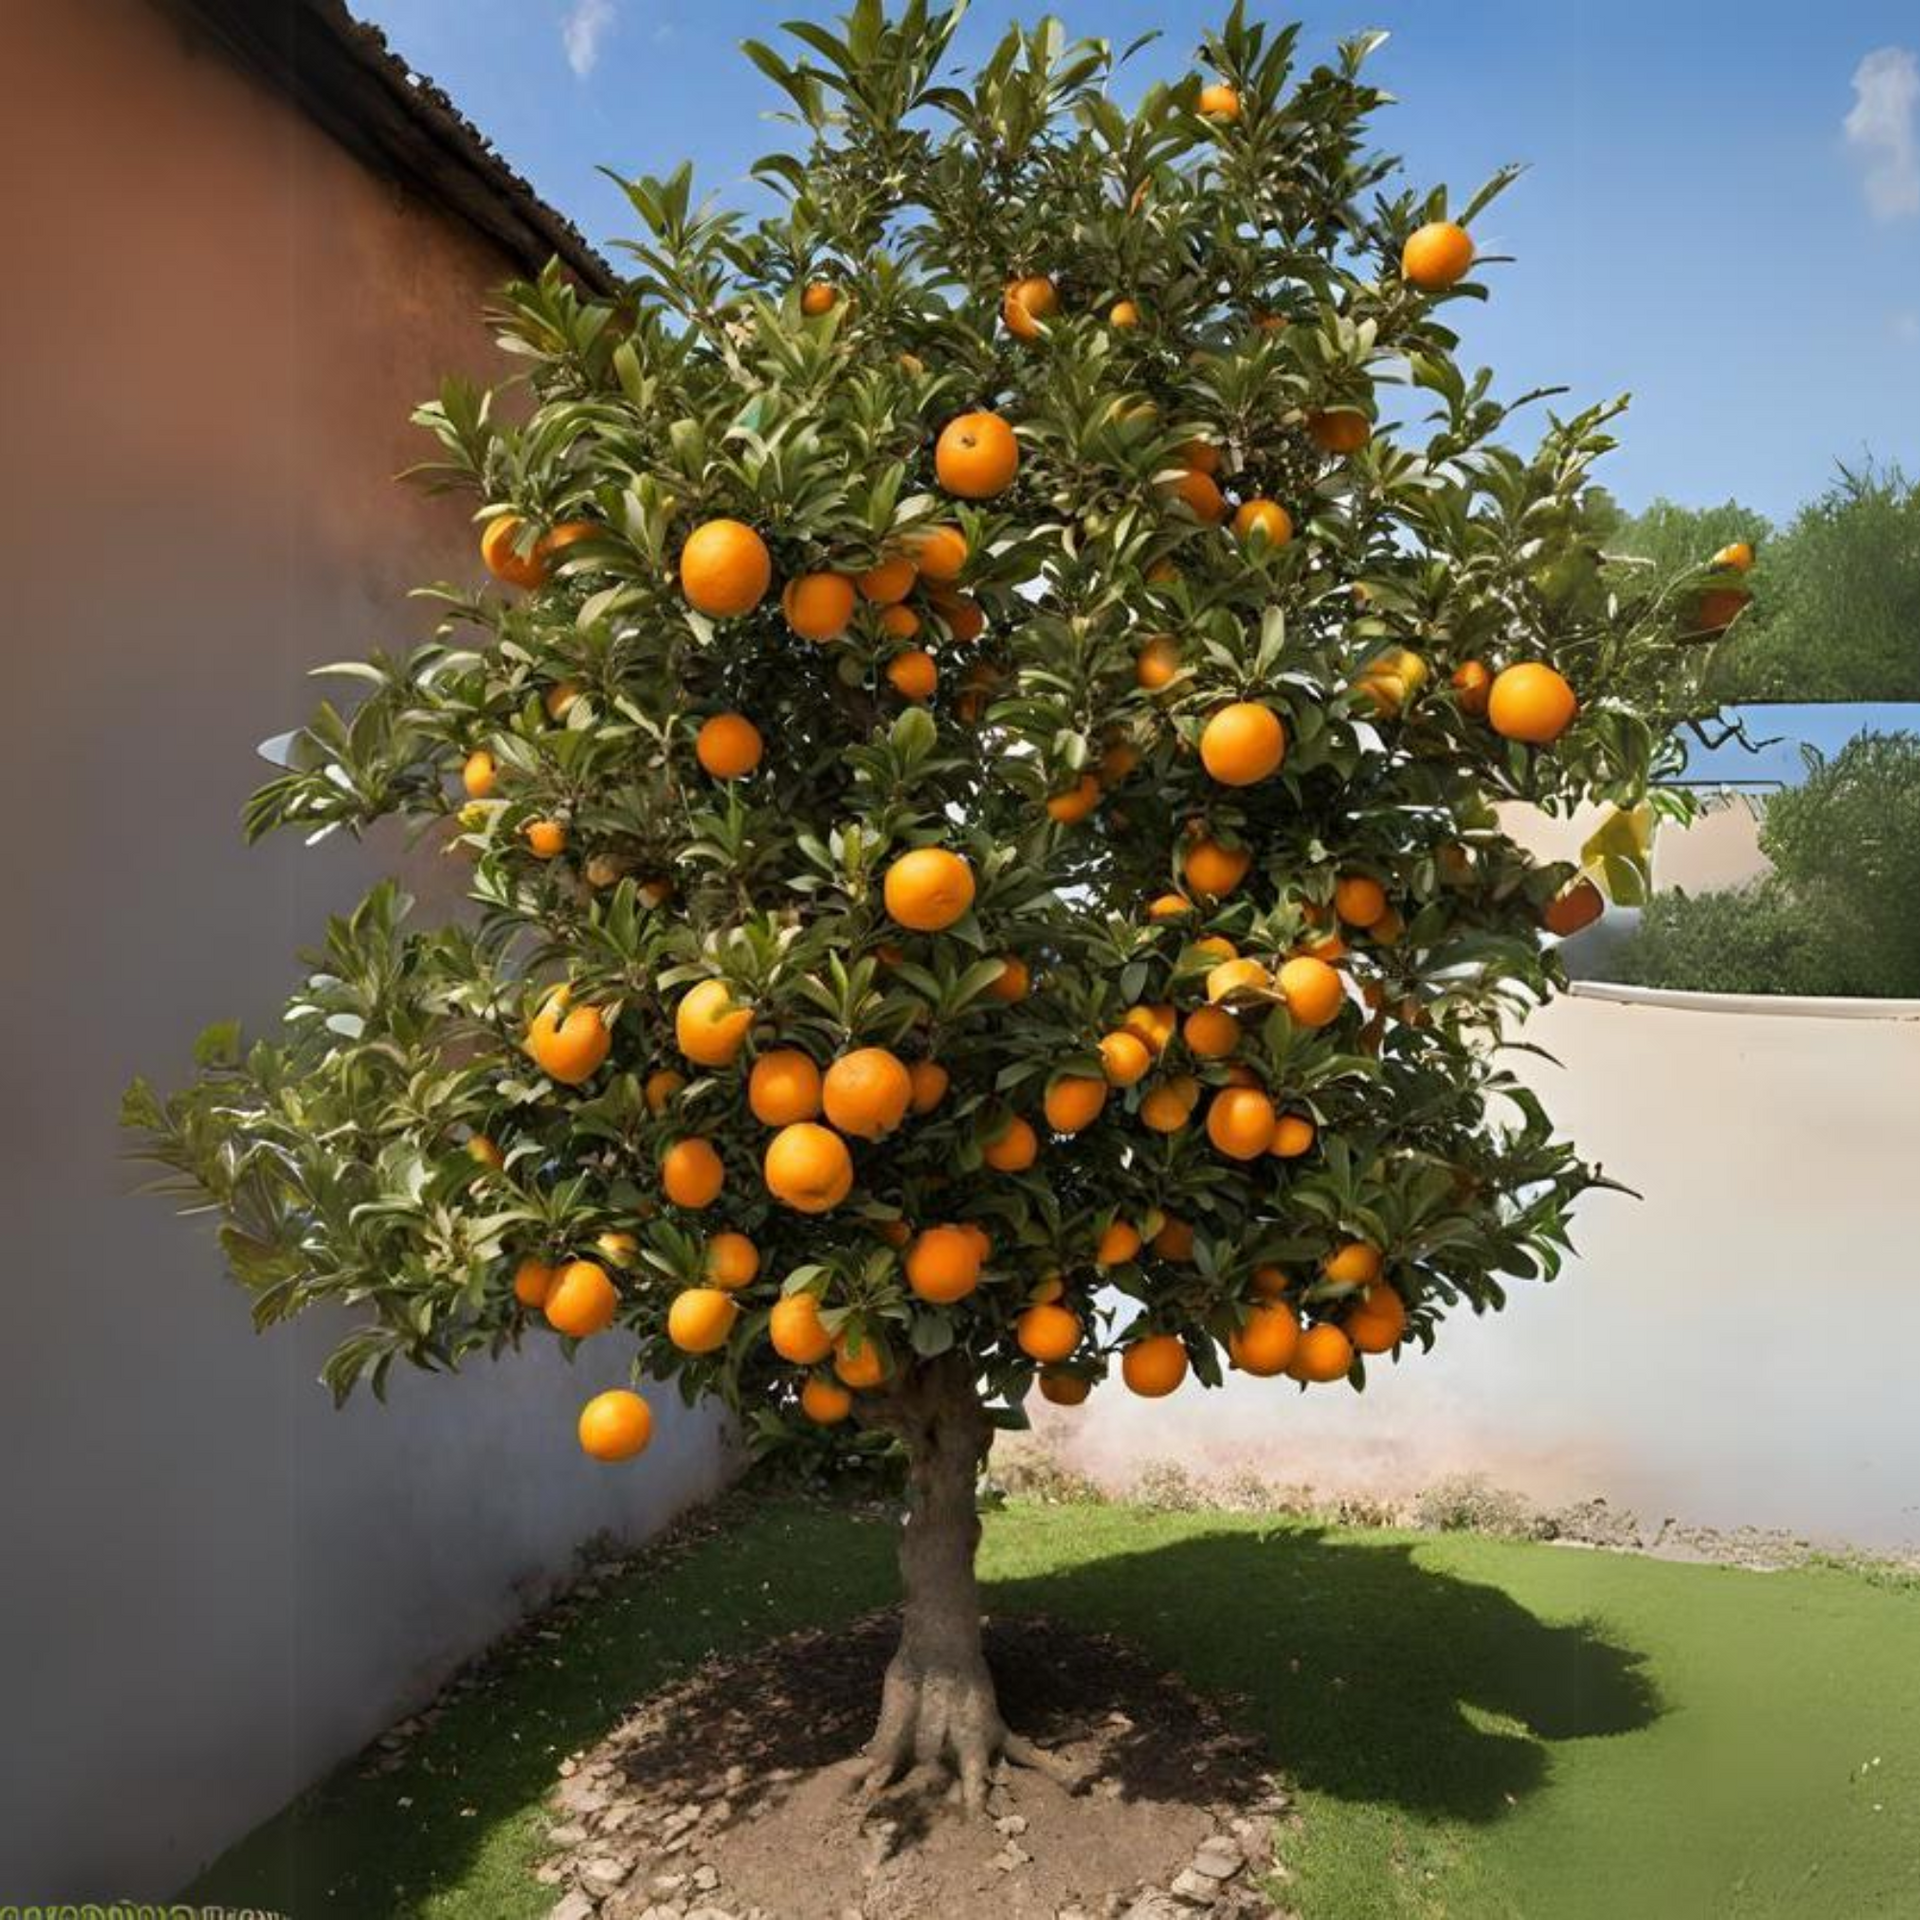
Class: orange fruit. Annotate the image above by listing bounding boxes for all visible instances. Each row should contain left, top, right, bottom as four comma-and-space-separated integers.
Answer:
679, 518, 772, 618
1197, 81, 1241, 120
1099, 1031, 1153, 1086
1207, 956, 1271, 1001
1002, 274, 1060, 340
480, 515, 548, 589
1016, 1302, 1083, 1364
782, 572, 858, 642
884, 847, 976, 930
644, 1067, 685, 1114
939, 595, 986, 643
1370, 906, 1406, 945
983, 1115, 1040, 1172
696, 712, 763, 779
1044, 1075, 1108, 1134
1183, 836, 1251, 898
1277, 956, 1345, 1029
770, 1292, 834, 1365
1269, 1113, 1316, 1159
905, 1224, 984, 1304
822, 1047, 913, 1141
800, 1374, 853, 1424
1096, 1220, 1143, 1266
1046, 774, 1102, 823
704, 1232, 761, 1290
668, 1286, 738, 1354
544, 1259, 618, 1338
1543, 878, 1605, 937
461, 749, 497, 799
1183, 1004, 1240, 1059
748, 1049, 823, 1125
525, 818, 568, 859
1354, 646, 1430, 717
594, 1230, 639, 1268
1122, 1334, 1189, 1397
1334, 875, 1388, 928
1306, 410, 1371, 455
1098, 737, 1140, 785
936, 411, 1020, 498
512, 1257, 553, 1309
800, 280, 839, 316
764, 1122, 855, 1214
1232, 498, 1294, 547
908, 1059, 950, 1113
859, 555, 918, 605
1488, 663, 1578, 744
1140, 1075, 1199, 1132
1288, 1322, 1356, 1383
676, 978, 754, 1067
1450, 660, 1493, 716
886, 649, 937, 700
528, 989, 611, 1085
1122, 1002, 1178, 1054
661, 1138, 725, 1209
1347, 1284, 1408, 1355
1147, 892, 1194, 922
1207, 1086, 1278, 1160
1229, 1301, 1301, 1377
1251, 1263, 1292, 1300
1191, 934, 1238, 962
1109, 299, 1142, 328
578, 1389, 652, 1461
1712, 540, 1755, 573
833, 1334, 888, 1390
907, 525, 968, 582
1401, 221, 1474, 291
1153, 1216, 1195, 1260
987, 956, 1032, 1003
467, 1135, 505, 1173
1200, 702, 1286, 785
1694, 586, 1751, 632
1323, 1240, 1383, 1288
543, 680, 583, 722
1165, 467, 1229, 524
1038, 1370, 1091, 1406
1136, 635, 1183, 690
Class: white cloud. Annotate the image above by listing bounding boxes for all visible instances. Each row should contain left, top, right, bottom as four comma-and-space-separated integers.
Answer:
1844, 46, 1920, 219
561, 0, 617, 78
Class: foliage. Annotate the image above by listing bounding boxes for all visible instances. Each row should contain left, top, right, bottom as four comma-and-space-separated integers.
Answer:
1614, 731, 1920, 998
126, 2, 1727, 1443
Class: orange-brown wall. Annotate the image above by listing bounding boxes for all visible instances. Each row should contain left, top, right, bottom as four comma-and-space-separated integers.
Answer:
0, 3, 727, 1900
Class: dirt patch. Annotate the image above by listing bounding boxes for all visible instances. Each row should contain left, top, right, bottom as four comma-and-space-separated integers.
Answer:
536, 1610, 1294, 1919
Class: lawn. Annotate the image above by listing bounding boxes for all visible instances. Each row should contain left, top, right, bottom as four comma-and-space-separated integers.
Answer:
187, 1494, 1920, 1919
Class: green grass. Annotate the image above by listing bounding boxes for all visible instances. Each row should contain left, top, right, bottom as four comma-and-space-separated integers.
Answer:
187, 1495, 1920, 1919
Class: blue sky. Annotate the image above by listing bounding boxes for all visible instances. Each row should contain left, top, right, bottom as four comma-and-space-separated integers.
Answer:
369, 1, 1919, 522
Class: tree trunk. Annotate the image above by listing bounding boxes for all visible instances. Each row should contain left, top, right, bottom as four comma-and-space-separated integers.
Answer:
856, 1353, 1068, 1811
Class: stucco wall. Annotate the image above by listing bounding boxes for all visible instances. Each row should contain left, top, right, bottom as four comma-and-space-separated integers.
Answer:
1044, 987, 1920, 1552
0, 3, 727, 1901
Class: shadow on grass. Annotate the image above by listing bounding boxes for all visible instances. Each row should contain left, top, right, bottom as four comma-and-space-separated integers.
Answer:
987, 1523, 1662, 1824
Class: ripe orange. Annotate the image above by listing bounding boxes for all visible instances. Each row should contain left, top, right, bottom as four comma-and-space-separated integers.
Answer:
936, 412, 1020, 498
578, 1389, 652, 1461
1038, 1370, 1091, 1406
1207, 1086, 1277, 1160
679, 519, 772, 618
1251, 1263, 1292, 1299
1488, 663, 1578, 744
1543, 878, 1605, 937
1200, 702, 1287, 785
1370, 906, 1406, 945
1096, 1219, 1143, 1266
1122, 1334, 1189, 1397
644, 1067, 685, 1114
1232, 499, 1294, 547
1334, 875, 1388, 928
1354, 646, 1430, 717
1044, 1076, 1108, 1134
1046, 774, 1102, 823
1198, 81, 1241, 120
668, 1286, 738, 1354
1693, 585, 1751, 632
1002, 274, 1060, 340
1122, 1002, 1178, 1054
1401, 221, 1474, 291
770, 1292, 834, 1365
939, 595, 987, 642
1288, 1322, 1355, 1384
1183, 1004, 1239, 1059
1269, 1113, 1316, 1159
983, 1115, 1040, 1171
1183, 836, 1251, 898
833, 1334, 888, 1390
705, 1231, 760, 1290
1136, 635, 1183, 690
1099, 1030, 1153, 1086
1110, 299, 1142, 329
1347, 1284, 1408, 1355
884, 847, 976, 930
988, 956, 1031, 1003
676, 979, 753, 1067
594, 1230, 638, 1268
908, 1059, 950, 1113
801, 1374, 853, 1424
1166, 467, 1229, 524
858, 555, 918, 606
544, 680, 582, 722
512, 1257, 553, 1308
1140, 1075, 1199, 1132
1712, 540, 1755, 573
1229, 1301, 1301, 1377
1207, 957, 1271, 1002
480, 514, 548, 589
822, 1047, 913, 1141
1147, 892, 1193, 923
764, 1122, 855, 1213
1450, 660, 1493, 716
886, 649, 937, 701
525, 818, 568, 860
1153, 1216, 1195, 1260
906, 1224, 984, 1304
696, 712, 763, 779
1306, 410, 1371, 455
1016, 1302, 1082, 1364
528, 989, 610, 1085
1323, 1240, 1383, 1288
1277, 956, 1345, 1029
907, 525, 968, 582
749, 1049, 822, 1126
467, 1135, 505, 1173
662, 1138, 725, 1209
538, 520, 598, 567
800, 280, 839, 316
1098, 737, 1140, 785
462, 750, 497, 799
1191, 934, 1237, 962
782, 572, 858, 642
545, 1259, 618, 1338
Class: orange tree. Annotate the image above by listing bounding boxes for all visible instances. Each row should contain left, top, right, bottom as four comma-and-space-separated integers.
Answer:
128, 4, 1733, 1809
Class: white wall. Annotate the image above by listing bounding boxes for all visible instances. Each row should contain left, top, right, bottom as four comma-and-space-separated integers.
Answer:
1045, 988, 1920, 1553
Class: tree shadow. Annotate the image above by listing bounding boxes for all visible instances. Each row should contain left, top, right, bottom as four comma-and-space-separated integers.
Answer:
988, 1522, 1662, 1823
